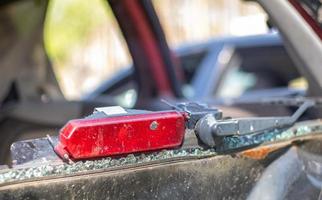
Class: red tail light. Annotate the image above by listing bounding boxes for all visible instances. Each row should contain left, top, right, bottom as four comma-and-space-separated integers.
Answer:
55, 111, 185, 160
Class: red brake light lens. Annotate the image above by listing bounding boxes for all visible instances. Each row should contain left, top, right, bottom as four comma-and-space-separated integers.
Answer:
55, 111, 185, 160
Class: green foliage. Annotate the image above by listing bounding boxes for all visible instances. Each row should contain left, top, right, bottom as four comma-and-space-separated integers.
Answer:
44, 0, 110, 64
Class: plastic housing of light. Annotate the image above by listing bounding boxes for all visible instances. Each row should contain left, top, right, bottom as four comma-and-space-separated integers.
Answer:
55, 111, 185, 160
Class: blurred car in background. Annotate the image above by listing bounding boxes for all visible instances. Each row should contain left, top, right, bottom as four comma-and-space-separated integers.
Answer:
87, 32, 304, 104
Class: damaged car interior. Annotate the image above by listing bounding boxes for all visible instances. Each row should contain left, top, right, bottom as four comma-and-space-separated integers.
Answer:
0, 0, 322, 199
